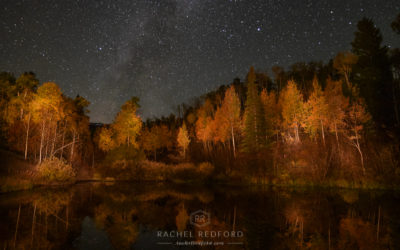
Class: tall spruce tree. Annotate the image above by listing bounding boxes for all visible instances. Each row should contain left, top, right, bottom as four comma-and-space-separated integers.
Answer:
390, 13, 400, 127
241, 67, 266, 152
351, 18, 394, 128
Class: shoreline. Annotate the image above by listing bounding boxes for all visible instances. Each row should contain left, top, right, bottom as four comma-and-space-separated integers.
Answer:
2, 177, 399, 195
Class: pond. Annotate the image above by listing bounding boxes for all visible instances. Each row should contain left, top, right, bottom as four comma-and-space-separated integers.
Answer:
0, 182, 399, 249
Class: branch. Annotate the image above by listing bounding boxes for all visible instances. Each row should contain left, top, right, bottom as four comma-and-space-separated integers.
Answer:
51, 140, 79, 157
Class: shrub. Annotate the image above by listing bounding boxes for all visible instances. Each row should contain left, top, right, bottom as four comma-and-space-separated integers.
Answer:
140, 160, 169, 181
36, 158, 76, 184
133, 161, 214, 182
169, 163, 197, 181
197, 162, 214, 176
99, 146, 145, 179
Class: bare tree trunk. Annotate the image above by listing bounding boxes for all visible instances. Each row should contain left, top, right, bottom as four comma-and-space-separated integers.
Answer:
50, 123, 57, 158
321, 119, 326, 147
334, 121, 339, 148
45, 121, 51, 159
295, 124, 300, 143
60, 124, 66, 158
39, 120, 45, 164
344, 72, 351, 91
354, 135, 365, 175
231, 125, 236, 158
24, 113, 31, 160
70, 131, 76, 164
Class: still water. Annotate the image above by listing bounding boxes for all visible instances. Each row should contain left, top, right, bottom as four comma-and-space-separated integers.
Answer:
0, 182, 399, 249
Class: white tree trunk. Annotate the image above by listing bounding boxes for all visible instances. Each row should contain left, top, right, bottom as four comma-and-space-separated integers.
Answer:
24, 113, 31, 160
321, 119, 325, 147
70, 131, 75, 163
39, 120, 45, 164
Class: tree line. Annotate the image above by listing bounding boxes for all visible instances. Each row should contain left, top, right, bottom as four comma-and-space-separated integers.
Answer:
135, 16, 400, 184
1, 15, 399, 185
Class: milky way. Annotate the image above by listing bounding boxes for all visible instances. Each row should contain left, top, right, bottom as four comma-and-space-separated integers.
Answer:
0, 0, 399, 123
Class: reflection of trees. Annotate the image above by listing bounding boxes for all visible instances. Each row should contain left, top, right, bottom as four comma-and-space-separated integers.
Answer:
2, 189, 73, 249
284, 202, 305, 247
31, 190, 74, 249
336, 191, 392, 249
93, 191, 139, 249
1, 184, 398, 249
34, 190, 71, 220
272, 193, 334, 249
192, 206, 243, 250
338, 216, 391, 249
175, 202, 189, 231
134, 189, 214, 204
269, 191, 394, 250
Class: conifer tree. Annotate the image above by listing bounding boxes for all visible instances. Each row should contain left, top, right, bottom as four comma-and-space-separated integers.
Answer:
260, 89, 280, 142
242, 67, 266, 152
352, 18, 394, 128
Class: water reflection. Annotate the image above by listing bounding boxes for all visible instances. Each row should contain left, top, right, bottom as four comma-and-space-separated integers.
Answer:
0, 183, 399, 249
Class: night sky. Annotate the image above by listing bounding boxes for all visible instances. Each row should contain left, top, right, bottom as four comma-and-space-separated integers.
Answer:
1, 0, 399, 123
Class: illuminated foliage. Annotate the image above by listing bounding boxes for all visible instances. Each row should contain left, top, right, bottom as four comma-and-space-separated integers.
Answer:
218, 86, 241, 157
177, 123, 190, 157
280, 80, 304, 144
98, 127, 116, 152
31, 82, 64, 163
345, 93, 371, 174
141, 124, 173, 160
324, 78, 348, 145
112, 97, 142, 148
303, 77, 329, 145
195, 107, 214, 153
